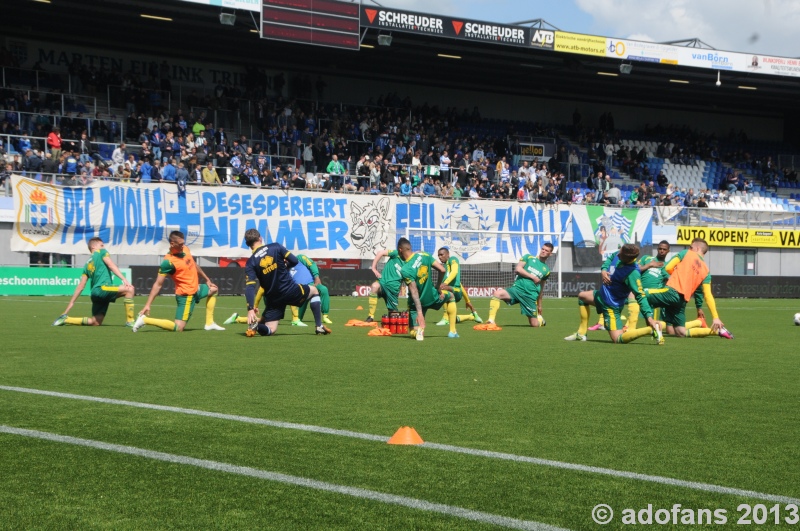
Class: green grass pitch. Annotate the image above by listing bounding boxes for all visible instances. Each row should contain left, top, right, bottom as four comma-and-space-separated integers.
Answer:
1, 295, 799, 530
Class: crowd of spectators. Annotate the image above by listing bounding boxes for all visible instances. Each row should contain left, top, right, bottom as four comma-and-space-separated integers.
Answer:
1, 51, 798, 205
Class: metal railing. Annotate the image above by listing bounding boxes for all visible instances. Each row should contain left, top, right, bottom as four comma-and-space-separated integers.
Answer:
1, 89, 97, 116
1, 130, 126, 157
0, 110, 118, 139
655, 205, 799, 229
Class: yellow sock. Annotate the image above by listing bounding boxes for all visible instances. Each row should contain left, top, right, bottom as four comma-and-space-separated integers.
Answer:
627, 302, 640, 329
457, 313, 474, 322
488, 297, 501, 322
236, 316, 249, 324
368, 295, 378, 318
686, 328, 713, 338
536, 315, 544, 326
620, 326, 653, 343
446, 302, 457, 334
144, 317, 178, 331
596, 314, 604, 326
65, 317, 88, 326
255, 287, 264, 309
124, 298, 134, 322
685, 319, 702, 329
205, 294, 217, 326
291, 306, 300, 321
578, 304, 590, 335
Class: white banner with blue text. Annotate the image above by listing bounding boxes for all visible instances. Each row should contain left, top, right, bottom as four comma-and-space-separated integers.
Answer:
11, 176, 574, 262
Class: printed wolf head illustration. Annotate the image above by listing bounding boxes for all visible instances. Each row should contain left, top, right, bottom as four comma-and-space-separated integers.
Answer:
350, 197, 390, 254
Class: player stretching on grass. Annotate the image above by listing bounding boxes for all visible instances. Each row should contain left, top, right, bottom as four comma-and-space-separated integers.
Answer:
484, 243, 553, 328
290, 254, 334, 326
398, 240, 450, 340
646, 238, 733, 340
223, 254, 333, 327
132, 230, 223, 332
364, 241, 406, 322
53, 237, 135, 327
242, 228, 330, 336
564, 243, 661, 344
434, 247, 483, 327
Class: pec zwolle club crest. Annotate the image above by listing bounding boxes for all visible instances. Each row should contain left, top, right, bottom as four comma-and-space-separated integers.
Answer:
16, 180, 61, 246
439, 202, 491, 260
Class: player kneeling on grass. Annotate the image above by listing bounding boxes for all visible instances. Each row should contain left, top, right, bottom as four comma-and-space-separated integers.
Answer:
646, 238, 733, 340
564, 243, 662, 344
243, 229, 330, 336
485, 243, 553, 328
53, 237, 135, 327
133, 231, 223, 333
224, 254, 333, 328
397, 241, 450, 340
364, 243, 406, 323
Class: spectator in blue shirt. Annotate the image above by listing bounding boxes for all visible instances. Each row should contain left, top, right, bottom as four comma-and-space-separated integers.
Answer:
140, 160, 152, 183
423, 177, 436, 196
400, 178, 412, 196
161, 160, 176, 182
65, 152, 79, 176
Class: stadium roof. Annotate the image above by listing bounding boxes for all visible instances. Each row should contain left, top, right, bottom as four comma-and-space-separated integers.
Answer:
9, 0, 800, 120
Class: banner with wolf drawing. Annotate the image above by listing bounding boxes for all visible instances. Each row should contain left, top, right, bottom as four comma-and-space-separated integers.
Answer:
10, 176, 397, 259
11, 175, 573, 262
569, 204, 653, 261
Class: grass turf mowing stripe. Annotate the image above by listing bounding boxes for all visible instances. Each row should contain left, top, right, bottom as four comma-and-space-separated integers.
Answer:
0, 425, 569, 531
4, 385, 799, 505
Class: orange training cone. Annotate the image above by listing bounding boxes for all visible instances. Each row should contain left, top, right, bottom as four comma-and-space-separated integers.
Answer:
356, 305, 363, 310
387, 426, 424, 445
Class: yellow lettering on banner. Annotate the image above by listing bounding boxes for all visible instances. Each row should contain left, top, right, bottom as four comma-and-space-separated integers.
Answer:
676, 226, 800, 248
553, 31, 606, 57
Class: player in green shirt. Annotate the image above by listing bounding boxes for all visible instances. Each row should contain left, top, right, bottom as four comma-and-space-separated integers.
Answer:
365, 238, 408, 322
486, 243, 553, 327
398, 240, 450, 340
434, 247, 483, 327
291, 254, 333, 326
53, 237, 135, 327
648, 239, 732, 339
634, 240, 712, 335
634, 240, 671, 325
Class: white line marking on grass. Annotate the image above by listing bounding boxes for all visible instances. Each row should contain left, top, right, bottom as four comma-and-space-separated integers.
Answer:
421, 443, 800, 505
2, 385, 799, 505
0, 425, 568, 531
0, 386, 387, 442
